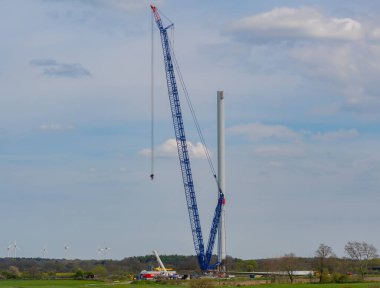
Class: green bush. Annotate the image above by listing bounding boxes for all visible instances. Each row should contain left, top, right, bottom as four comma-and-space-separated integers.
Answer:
331, 272, 350, 283
74, 268, 84, 280
1, 266, 21, 279
320, 271, 331, 283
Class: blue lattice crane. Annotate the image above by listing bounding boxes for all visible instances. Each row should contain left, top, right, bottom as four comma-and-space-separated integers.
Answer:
150, 5, 225, 271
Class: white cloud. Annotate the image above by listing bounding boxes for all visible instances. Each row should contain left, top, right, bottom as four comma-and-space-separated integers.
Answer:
289, 42, 380, 115
95, 0, 153, 12
369, 27, 380, 40
223, 6, 380, 116
45, 0, 155, 12
255, 145, 305, 157
229, 7, 362, 42
30, 59, 91, 78
313, 129, 359, 141
229, 123, 297, 141
229, 122, 360, 147
226, 7, 380, 117
267, 161, 284, 168
290, 44, 358, 81
39, 123, 75, 131
139, 138, 210, 159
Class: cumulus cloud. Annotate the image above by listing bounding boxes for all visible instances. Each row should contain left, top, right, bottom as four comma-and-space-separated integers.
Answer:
228, 7, 362, 43
289, 42, 380, 115
225, 7, 380, 116
39, 123, 75, 131
289, 44, 358, 81
229, 123, 297, 141
30, 58, 91, 78
366, 25, 380, 41
139, 138, 210, 159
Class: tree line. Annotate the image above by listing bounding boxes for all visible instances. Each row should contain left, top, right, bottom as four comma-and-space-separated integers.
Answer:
0, 241, 378, 281
247, 241, 379, 283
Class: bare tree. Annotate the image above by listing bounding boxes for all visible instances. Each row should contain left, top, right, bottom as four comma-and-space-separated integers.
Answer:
345, 241, 378, 279
280, 253, 298, 283
315, 243, 335, 283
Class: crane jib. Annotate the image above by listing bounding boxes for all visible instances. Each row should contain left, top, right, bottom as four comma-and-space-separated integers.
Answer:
150, 5, 223, 271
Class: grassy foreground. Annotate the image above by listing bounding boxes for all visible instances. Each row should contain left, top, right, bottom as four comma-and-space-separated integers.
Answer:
0, 281, 379, 288
0, 279, 130, 288
254, 284, 380, 288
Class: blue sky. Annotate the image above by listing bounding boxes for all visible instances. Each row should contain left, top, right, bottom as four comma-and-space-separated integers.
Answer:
1, 0, 380, 261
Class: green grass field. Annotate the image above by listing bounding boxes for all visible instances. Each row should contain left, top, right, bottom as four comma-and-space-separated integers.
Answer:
0, 279, 130, 288
0, 281, 379, 288
253, 284, 380, 288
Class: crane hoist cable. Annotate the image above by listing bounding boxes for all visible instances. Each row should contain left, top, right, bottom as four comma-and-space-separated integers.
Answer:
152, 6, 221, 191
150, 9, 176, 182
170, 42, 221, 191
150, 10, 155, 180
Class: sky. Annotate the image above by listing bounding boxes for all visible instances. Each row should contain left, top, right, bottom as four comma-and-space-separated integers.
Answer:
1, 0, 380, 261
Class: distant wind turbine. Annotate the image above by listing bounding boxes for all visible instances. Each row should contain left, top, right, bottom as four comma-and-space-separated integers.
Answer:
104, 246, 111, 258
97, 243, 111, 259
97, 246, 105, 259
41, 245, 48, 258
64, 245, 70, 259
6, 244, 12, 258
12, 241, 20, 258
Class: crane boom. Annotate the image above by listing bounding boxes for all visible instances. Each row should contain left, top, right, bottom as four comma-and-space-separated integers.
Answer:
150, 5, 224, 271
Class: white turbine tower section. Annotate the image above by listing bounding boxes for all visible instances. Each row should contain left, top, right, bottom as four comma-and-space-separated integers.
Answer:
217, 91, 226, 271
153, 250, 168, 275
152, 250, 177, 278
